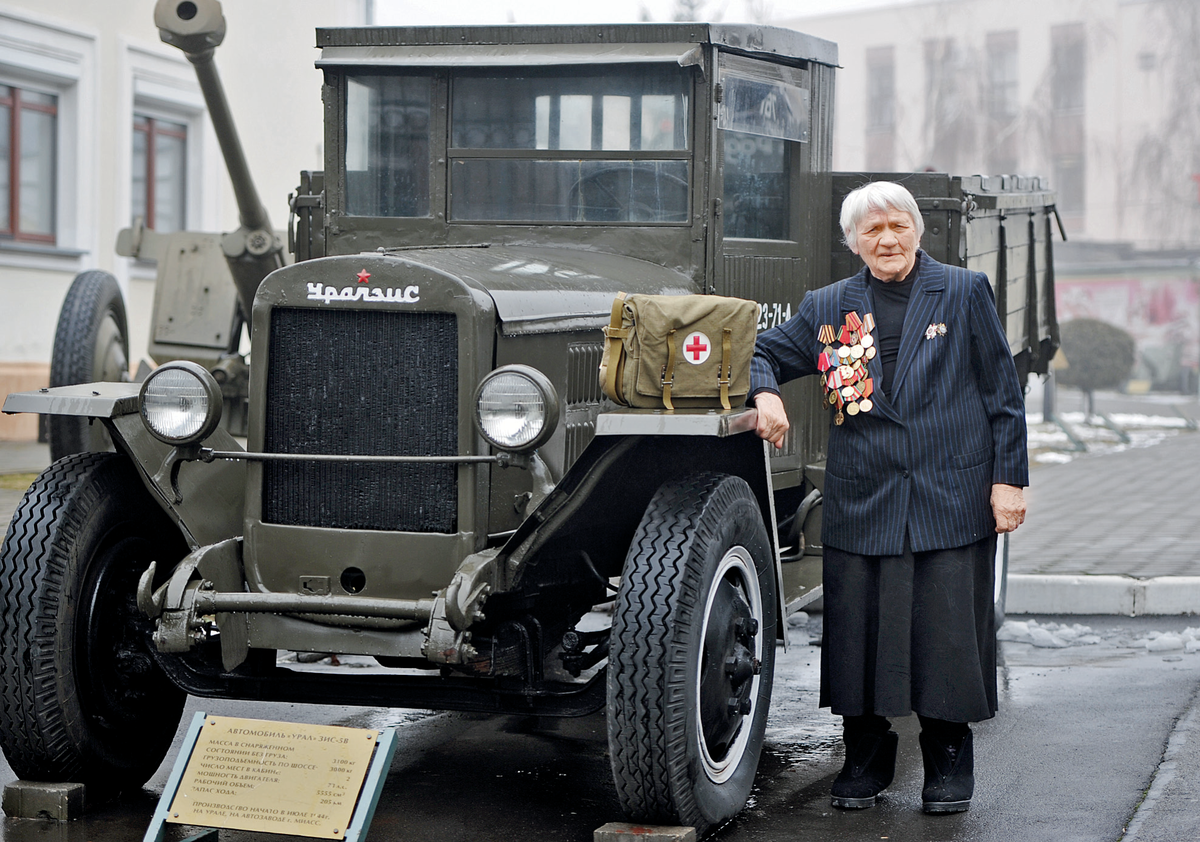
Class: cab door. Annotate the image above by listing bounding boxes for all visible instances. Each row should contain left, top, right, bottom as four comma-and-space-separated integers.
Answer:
712, 52, 836, 487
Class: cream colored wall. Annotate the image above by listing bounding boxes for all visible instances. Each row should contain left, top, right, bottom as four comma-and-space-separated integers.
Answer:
0, 0, 364, 438
782, 0, 1187, 248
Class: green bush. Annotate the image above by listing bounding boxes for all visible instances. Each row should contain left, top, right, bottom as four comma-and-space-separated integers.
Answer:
1055, 318, 1136, 392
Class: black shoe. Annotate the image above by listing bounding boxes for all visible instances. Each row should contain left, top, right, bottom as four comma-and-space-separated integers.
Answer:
830, 729, 899, 809
919, 728, 974, 814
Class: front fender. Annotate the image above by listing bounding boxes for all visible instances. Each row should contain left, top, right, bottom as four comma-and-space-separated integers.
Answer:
496, 406, 789, 645
3, 384, 246, 549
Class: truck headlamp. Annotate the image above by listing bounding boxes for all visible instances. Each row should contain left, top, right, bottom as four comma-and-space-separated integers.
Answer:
139, 361, 223, 445
474, 365, 560, 452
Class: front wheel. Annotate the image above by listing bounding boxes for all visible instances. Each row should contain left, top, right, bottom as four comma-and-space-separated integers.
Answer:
607, 473, 777, 835
0, 453, 187, 794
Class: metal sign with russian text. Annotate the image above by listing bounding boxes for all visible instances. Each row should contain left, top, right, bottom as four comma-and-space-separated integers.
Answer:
166, 715, 379, 839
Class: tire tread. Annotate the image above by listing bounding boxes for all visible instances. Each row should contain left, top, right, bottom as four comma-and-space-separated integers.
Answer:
48, 270, 127, 460
608, 472, 773, 830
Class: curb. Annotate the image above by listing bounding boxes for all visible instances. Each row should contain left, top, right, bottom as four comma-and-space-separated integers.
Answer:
1008, 574, 1200, 616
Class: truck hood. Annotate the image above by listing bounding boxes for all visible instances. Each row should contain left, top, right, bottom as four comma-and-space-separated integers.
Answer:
374, 245, 696, 335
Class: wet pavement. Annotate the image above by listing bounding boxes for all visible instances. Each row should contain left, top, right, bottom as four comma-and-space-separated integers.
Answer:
2, 386, 1199, 839
3, 615, 1200, 841
1012, 388, 1200, 579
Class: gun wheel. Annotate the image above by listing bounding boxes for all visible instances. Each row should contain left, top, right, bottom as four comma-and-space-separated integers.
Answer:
48, 270, 130, 460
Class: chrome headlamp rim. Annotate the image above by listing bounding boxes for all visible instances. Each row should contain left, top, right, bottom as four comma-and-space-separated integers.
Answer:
473, 364, 561, 453
138, 360, 223, 445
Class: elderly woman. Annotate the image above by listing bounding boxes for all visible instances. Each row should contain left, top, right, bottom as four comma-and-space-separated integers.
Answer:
750, 181, 1027, 814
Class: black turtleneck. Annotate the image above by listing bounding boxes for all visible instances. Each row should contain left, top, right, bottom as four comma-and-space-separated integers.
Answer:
866, 252, 920, 400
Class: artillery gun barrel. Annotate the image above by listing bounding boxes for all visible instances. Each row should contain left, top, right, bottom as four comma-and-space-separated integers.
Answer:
186, 49, 269, 234
154, 0, 283, 322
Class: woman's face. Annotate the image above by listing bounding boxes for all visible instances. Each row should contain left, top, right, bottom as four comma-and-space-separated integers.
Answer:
854, 206, 920, 282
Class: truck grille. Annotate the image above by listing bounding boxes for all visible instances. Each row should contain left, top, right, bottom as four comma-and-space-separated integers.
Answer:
263, 307, 459, 533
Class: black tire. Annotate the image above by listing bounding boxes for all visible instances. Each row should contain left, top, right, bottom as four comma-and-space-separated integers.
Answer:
0, 453, 187, 794
48, 270, 130, 461
607, 472, 777, 835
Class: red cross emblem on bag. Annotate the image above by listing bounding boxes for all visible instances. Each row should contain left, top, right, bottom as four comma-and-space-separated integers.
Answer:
683, 332, 711, 364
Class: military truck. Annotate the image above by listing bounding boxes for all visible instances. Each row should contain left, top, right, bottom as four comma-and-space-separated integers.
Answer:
0, 0, 1060, 833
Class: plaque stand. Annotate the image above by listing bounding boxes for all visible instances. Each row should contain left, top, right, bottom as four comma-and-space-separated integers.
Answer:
144, 712, 398, 842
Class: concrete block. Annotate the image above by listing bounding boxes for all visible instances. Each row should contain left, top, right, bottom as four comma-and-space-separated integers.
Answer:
1138, 577, 1200, 615
594, 822, 697, 842
1007, 574, 1135, 615
2, 781, 86, 820
1007, 574, 1200, 616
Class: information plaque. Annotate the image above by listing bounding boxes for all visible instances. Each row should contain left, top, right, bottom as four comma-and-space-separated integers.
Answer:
144, 713, 396, 842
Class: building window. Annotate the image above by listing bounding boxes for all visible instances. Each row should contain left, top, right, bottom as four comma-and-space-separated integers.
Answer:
0, 84, 58, 244
923, 37, 968, 172
865, 46, 895, 171
132, 114, 187, 233
1051, 23, 1085, 215
1051, 24, 1086, 113
986, 31, 1019, 174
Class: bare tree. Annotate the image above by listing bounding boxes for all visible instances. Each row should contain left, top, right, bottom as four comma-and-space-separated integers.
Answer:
1121, 0, 1200, 248
672, 0, 706, 21
744, 0, 773, 24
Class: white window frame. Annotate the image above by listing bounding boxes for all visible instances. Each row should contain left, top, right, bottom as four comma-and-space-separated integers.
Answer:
121, 40, 214, 281
0, 8, 96, 271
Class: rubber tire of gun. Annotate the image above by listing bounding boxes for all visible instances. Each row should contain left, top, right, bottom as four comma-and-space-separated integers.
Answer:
48, 270, 130, 460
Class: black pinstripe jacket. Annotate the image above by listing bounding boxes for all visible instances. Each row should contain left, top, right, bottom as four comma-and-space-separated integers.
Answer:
750, 250, 1029, 555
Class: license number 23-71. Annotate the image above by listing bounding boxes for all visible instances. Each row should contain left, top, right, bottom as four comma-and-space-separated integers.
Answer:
757, 301, 794, 331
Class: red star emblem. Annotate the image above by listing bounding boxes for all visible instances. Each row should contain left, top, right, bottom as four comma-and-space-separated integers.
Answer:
356, 269, 371, 283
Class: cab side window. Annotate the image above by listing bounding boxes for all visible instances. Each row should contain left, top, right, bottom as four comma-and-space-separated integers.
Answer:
719, 58, 810, 241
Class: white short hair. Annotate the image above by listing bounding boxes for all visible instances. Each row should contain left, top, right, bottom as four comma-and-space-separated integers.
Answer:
839, 181, 925, 253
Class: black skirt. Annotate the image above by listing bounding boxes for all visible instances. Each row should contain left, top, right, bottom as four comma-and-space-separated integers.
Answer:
819, 534, 998, 723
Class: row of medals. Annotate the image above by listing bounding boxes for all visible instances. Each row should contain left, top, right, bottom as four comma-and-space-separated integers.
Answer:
819, 318, 876, 426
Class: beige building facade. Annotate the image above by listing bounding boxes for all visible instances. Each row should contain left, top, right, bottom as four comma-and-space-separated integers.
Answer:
0, 0, 363, 438
782, 0, 1200, 251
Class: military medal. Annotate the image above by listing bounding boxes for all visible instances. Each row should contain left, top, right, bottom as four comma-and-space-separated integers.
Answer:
816, 310, 876, 424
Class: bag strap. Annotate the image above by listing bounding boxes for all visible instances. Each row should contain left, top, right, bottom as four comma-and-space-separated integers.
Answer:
661, 328, 677, 411
602, 292, 629, 404
718, 327, 732, 410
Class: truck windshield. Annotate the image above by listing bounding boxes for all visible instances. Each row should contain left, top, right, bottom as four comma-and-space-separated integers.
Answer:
450, 65, 691, 224
345, 73, 433, 218
341, 65, 691, 224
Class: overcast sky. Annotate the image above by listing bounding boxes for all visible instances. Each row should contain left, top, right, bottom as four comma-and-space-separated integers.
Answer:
371, 0, 911, 26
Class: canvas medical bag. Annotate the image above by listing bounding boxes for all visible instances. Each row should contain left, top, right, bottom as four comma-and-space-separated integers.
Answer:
599, 292, 758, 410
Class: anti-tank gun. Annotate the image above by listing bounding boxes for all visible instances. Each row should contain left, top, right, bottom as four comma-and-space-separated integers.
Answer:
48, 0, 286, 457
